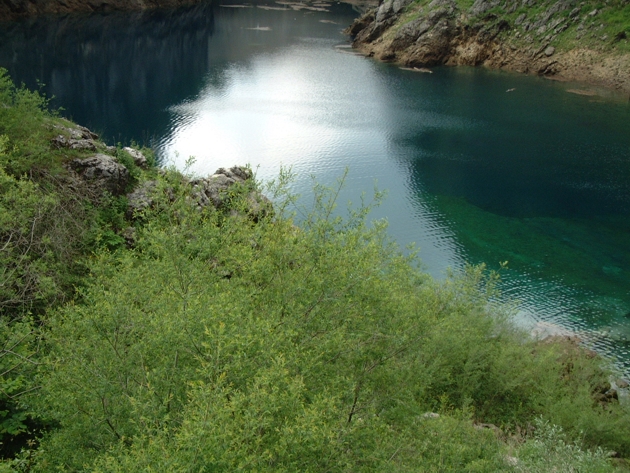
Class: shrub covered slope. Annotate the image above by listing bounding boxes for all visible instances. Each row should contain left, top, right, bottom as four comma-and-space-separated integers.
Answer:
0, 69, 629, 471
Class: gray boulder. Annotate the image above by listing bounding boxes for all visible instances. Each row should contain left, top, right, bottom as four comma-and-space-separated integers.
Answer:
51, 124, 100, 151
126, 166, 271, 221
391, 5, 454, 51
123, 147, 148, 168
515, 13, 527, 25
190, 166, 271, 219
391, 18, 433, 50
392, 0, 412, 15
428, 0, 455, 8
127, 180, 158, 216
375, 0, 394, 23
53, 123, 99, 141
346, 9, 375, 37
52, 135, 97, 151
190, 166, 253, 208
70, 154, 129, 196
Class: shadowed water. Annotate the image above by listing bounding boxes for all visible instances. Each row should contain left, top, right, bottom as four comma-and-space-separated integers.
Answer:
1, 1, 630, 374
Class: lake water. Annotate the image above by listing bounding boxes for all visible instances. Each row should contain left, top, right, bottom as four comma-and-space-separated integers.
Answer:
1, 0, 630, 374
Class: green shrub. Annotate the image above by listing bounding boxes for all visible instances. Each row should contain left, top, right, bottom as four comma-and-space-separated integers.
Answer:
0, 69, 55, 177
0, 138, 60, 316
514, 418, 617, 472
25, 174, 630, 471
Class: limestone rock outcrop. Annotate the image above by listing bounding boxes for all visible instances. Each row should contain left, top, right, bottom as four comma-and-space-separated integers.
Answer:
123, 147, 149, 168
127, 180, 159, 216
126, 166, 272, 221
70, 154, 130, 196
190, 166, 272, 219
51, 124, 99, 151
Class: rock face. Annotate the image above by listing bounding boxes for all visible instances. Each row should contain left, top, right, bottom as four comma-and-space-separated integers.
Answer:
51, 124, 99, 151
123, 147, 148, 168
126, 180, 159, 216
70, 154, 130, 196
52, 123, 269, 220
126, 166, 272, 220
190, 166, 254, 209
0, 0, 207, 20
347, 0, 630, 95
349, 0, 517, 66
190, 166, 272, 219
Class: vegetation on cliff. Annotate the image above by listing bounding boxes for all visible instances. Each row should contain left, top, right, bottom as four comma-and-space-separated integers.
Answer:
348, 0, 630, 93
1, 69, 630, 471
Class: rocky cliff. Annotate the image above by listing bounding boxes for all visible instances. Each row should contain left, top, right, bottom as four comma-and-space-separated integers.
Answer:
348, 0, 630, 95
0, 0, 209, 20
51, 121, 270, 223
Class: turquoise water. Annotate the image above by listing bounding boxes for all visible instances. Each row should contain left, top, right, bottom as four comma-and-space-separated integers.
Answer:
1, 1, 630, 373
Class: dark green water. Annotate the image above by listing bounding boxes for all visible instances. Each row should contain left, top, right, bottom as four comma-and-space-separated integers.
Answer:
1, 1, 630, 373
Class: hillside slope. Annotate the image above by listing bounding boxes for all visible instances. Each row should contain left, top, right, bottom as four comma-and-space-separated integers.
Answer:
348, 0, 630, 94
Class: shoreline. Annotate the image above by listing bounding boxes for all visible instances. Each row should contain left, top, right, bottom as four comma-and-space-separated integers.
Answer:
347, 0, 630, 98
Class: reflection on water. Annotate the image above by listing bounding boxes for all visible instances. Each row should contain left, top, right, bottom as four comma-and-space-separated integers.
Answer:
1, 2, 630, 374
0, 3, 216, 142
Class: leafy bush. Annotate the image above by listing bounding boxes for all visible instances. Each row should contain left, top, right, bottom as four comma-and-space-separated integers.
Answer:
22, 173, 630, 471
514, 418, 617, 473
0, 137, 60, 316
0, 69, 54, 176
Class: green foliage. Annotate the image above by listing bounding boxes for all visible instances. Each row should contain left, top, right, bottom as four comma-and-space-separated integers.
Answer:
0, 317, 39, 435
0, 72, 153, 459
0, 137, 61, 316
21, 171, 629, 471
113, 148, 141, 186
0, 132, 102, 318
0, 70, 146, 316
89, 195, 129, 252
514, 418, 617, 473
0, 69, 56, 176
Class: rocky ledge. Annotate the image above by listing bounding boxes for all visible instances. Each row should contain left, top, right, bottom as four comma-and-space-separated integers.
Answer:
53, 122, 270, 240
347, 0, 630, 95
